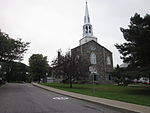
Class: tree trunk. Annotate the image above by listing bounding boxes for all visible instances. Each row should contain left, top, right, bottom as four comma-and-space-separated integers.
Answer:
38, 75, 41, 83
69, 74, 72, 88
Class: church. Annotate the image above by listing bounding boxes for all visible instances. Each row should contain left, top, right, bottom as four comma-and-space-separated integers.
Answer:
71, 2, 113, 83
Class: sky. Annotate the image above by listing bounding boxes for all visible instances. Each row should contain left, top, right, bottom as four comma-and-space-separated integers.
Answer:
0, 0, 150, 66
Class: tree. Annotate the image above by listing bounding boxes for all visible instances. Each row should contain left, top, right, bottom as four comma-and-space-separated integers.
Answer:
1, 62, 29, 82
0, 29, 30, 82
52, 50, 89, 88
29, 54, 49, 83
0, 30, 30, 62
111, 65, 134, 86
115, 13, 150, 78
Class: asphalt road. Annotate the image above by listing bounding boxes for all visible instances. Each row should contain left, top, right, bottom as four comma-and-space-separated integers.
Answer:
0, 83, 123, 113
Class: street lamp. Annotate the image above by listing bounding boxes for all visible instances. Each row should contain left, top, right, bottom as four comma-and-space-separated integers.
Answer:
89, 66, 95, 94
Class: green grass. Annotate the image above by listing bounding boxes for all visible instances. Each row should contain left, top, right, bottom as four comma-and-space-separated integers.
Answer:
40, 83, 150, 107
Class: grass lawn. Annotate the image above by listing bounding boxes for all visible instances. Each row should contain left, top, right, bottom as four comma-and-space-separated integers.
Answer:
40, 83, 150, 107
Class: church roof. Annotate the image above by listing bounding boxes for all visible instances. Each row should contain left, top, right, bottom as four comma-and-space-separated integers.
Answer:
71, 40, 112, 54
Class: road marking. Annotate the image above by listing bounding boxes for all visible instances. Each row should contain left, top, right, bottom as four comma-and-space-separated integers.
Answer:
27, 85, 34, 87
53, 97, 69, 100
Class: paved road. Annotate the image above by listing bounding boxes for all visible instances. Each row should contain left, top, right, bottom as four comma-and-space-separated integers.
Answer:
0, 83, 123, 113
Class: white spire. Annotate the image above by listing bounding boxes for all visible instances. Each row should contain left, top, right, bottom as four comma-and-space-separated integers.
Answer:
83, 1, 94, 38
79, 1, 97, 45
84, 1, 90, 24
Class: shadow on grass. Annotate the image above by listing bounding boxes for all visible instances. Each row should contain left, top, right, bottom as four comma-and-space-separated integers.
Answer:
127, 88, 150, 96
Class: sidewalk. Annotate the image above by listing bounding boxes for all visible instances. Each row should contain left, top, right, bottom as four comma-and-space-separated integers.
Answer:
32, 83, 150, 113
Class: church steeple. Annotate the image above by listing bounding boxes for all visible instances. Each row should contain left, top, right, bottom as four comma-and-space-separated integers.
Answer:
84, 1, 90, 24
80, 1, 97, 45
83, 1, 93, 37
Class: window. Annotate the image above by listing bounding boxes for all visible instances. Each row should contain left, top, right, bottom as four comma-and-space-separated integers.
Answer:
90, 53, 96, 64
107, 56, 111, 65
94, 74, 97, 81
86, 26, 88, 30
85, 26, 88, 33
89, 26, 91, 33
89, 26, 91, 30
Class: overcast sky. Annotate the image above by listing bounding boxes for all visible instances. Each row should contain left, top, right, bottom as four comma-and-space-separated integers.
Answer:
0, 0, 149, 66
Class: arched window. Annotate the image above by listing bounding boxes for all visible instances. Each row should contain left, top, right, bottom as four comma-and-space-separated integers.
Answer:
89, 26, 91, 30
85, 26, 88, 33
89, 26, 91, 33
107, 56, 111, 65
90, 53, 96, 64
86, 26, 88, 30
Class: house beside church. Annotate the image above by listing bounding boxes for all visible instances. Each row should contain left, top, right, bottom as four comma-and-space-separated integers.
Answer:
71, 2, 113, 83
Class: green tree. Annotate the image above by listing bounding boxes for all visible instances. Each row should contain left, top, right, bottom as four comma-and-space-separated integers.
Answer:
0, 29, 29, 82
52, 50, 89, 88
0, 30, 30, 62
0, 62, 29, 82
29, 54, 49, 83
115, 13, 150, 78
111, 65, 134, 86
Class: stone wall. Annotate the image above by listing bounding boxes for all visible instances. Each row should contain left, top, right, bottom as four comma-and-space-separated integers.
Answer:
71, 40, 113, 83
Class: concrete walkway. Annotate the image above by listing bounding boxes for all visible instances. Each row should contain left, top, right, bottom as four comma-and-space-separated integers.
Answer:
32, 83, 150, 113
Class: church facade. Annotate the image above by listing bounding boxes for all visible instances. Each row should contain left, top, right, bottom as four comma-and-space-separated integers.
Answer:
71, 2, 113, 83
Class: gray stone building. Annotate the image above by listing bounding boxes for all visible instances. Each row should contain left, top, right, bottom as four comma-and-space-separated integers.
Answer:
71, 2, 113, 83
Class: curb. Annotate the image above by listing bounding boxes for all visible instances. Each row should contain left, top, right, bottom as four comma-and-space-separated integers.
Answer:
0, 83, 6, 88
32, 83, 150, 113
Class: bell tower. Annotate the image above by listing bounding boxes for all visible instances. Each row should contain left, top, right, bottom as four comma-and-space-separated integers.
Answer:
80, 1, 97, 45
